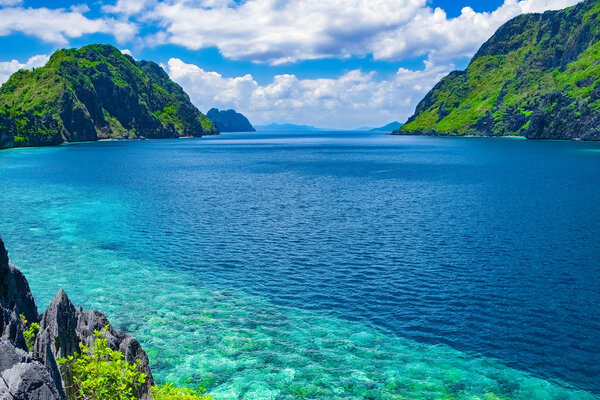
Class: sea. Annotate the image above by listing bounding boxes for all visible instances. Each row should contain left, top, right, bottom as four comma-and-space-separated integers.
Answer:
0, 131, 599, 399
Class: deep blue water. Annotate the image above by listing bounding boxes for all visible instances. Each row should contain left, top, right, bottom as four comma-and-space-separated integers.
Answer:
0, 132, 599, 399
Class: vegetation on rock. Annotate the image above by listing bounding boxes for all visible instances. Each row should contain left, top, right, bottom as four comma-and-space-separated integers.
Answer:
19, 313, 40, 353
57, 326, 147, 400
397, 0, 600, 140
0, 44, 218, 149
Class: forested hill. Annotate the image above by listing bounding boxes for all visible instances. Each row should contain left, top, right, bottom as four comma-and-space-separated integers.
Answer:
0, 44, 218, 149
396, 0, 600, 140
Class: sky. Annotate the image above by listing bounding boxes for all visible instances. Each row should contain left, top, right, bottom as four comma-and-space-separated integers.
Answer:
0, 0, 583, 129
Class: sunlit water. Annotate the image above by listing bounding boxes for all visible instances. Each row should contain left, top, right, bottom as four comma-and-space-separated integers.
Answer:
0, 132, 599, 399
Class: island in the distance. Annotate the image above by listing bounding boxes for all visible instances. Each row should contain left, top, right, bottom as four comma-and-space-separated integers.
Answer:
0, 44, 219, 149
369, 121, 402, 133
395, 0, 600, 140
207, 108, 255, 132
254, 123, 323, 132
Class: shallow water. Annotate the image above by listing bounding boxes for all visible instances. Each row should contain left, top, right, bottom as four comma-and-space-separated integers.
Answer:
0, 132, 599, 399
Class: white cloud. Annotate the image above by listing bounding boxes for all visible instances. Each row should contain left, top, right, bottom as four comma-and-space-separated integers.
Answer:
112, 0, 583, 65
0, 6, 137, 45
166, 58, 450, 128
0, 0, 23, 6
102, 0, 154, 16
372, 0, 582, 64
0, 54, 49, 85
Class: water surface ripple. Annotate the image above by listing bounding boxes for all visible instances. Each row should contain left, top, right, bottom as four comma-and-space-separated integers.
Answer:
0, 132, 599, 399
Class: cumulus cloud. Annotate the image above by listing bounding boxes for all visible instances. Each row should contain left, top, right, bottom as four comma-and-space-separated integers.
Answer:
0, 54, 49, 85
105, 0, 582, 65
0, 6, 137, 45
166, 58, 450, 128
0, 0, 23, 6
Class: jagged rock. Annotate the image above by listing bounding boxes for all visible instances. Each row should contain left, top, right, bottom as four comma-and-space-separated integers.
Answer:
32, 290, 76, 399
0, 309, 25, 354
0, 237, 37, 351
0, 235, 154, 399
0, 237, 37, 326
207, 108, 255, 132
0, 340, 62, 400
34, 291, 154, 400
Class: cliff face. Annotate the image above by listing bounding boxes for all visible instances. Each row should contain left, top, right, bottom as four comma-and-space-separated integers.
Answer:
207, 108, 256, 132
0, 236, 154, 400
0, 44, 218, 149
398, 0, 600, 140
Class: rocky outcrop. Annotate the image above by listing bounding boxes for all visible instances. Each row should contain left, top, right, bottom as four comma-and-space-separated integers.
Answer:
0, 44, 219, 150
0, 341, 62, 400
207, 108, 255, 132
397, 0, 600, 140
0, 235, 154, 400
0, 237, 37, 350
34, 291, 154, 400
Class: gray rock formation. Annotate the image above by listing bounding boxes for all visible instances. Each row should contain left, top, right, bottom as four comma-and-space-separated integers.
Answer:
34, 291, 154, 400
0, 340, 62, 400
0, 235, 154, 400
0, 237, 37, 351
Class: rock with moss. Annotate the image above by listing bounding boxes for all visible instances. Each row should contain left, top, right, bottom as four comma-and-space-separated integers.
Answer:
397, 0, 600, 140
0, 44, 219, 149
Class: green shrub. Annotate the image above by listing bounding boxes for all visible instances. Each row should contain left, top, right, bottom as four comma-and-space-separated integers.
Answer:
57, 326, 147, 400
19, 313, 39, 352
200, 117, 213, 131
151, 383, 214, 400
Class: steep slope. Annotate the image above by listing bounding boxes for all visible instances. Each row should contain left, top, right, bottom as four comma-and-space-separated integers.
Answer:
207, 108, 256, 132
0, 44, 218, 149
397, 0, 600, 140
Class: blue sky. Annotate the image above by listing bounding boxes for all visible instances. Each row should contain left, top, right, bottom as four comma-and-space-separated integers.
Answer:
0, 0, 582, 128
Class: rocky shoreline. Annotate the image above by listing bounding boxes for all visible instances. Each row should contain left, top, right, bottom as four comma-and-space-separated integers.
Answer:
0, 235, 153, 400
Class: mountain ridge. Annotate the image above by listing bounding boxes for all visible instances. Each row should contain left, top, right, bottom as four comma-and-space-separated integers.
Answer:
0, 44, 218, 149
395, 0, 600, 140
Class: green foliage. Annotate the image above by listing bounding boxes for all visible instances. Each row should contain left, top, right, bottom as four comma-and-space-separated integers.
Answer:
19, 313, 39, 353
200, 117, 213, 131
151, 383, 214, 400
402, 1, 600, 137
0, 43, 217, 146
57, 326, 146, 400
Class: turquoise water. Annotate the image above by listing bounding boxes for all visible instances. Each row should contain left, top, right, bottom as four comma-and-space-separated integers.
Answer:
0, 133, 599, 399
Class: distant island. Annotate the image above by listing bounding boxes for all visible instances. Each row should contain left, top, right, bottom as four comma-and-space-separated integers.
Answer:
369, 121, 402, 133
395, 0, 600, 140
0, 44, 218, 149
207, 108, 255, 132
254, 123, 323, 132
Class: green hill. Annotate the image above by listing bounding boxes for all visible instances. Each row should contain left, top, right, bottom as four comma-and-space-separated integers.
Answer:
0, 44, 218, 149
396, 0, 600, 140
